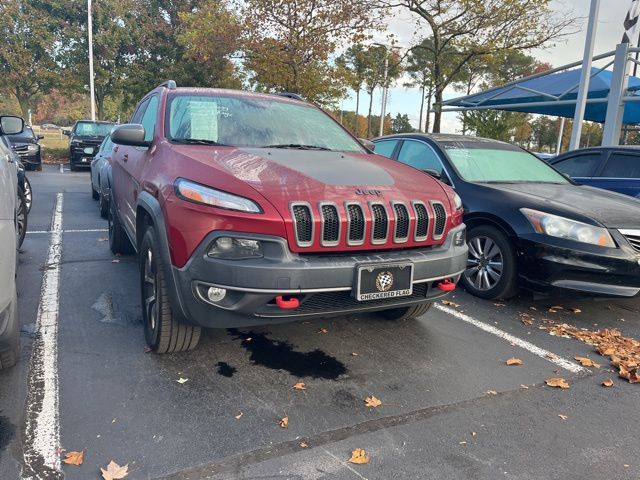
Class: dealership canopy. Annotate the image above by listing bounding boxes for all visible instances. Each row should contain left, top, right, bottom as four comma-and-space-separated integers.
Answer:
442, 67, 640, 124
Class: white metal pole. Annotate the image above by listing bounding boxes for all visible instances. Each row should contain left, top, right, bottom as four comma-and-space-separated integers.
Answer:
88, 0, 96, 121
555, 117, 566, 155
602, 43, 631, 146
569, 0, 600, 150
379, 55, 389, 137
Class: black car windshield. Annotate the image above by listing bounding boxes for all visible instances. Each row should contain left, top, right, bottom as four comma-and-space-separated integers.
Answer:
6, 126, 35, 142
441, 140, 568, 184
166, 94, 364, 152
74, 122, 114, 136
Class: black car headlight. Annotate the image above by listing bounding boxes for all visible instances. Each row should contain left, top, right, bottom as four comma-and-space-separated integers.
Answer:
521, 208, 615, 247
208, 237, 263, 260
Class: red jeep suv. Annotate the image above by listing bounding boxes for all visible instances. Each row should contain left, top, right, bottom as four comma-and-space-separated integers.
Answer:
107, 81, 467, 353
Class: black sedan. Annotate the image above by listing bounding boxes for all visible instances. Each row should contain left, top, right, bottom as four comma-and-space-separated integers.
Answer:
373, 133, 640, 299
5, 124, 43, 171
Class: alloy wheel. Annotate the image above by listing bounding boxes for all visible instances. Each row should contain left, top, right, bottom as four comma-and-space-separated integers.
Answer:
464, 235, 504, 291
143, 248, 158, 331
16, 194, 26, 242
24, 180, 32, 213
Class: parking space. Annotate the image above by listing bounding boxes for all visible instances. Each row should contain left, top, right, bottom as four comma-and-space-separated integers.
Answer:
1, 165, 639, 479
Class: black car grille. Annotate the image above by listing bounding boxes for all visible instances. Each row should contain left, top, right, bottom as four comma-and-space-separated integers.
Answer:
621, 230, 640, 253
371, 203, 388, 243
321, 204, 340, 245
414, 203, 429, 240
346, 203, 365, 244
393, 203, 410, 241
291, 204, 313, 245
432, 202, 447, 239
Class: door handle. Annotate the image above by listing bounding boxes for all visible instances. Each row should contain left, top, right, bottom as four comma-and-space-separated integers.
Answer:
123, 154, 128, 162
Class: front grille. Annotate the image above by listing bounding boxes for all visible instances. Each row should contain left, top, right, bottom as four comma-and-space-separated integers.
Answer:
414, 203, 429, 240
393, 203, 410, 242
291, 204, 313, 246
346, 203, 365, 244
432, 202, 447, 239
371, 203, 388, 243
621, 230, 640, 253
12, 145, 28, 152
320, 204, 340, 245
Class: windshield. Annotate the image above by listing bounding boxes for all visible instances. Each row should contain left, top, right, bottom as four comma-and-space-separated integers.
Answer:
166, 94, 364, 152
74, 122, 114, 137
6, 126, 35, 142
441, 140, 568, 184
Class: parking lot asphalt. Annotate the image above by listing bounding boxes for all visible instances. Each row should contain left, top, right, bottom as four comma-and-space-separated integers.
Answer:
1, 164, 639, 480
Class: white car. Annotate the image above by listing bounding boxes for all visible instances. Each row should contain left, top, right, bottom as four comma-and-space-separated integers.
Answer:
0, 115, 24, 369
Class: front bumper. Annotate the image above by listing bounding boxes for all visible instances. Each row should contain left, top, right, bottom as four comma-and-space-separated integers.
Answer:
517, 230, 640, 297
16, 151, 41, 167
169, 225, 468, 327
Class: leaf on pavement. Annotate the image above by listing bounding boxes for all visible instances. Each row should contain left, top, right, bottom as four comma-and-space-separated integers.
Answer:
494, 303, 506, 307
234, 412, 243, 420
558, 414, 568, 421
520, 384, 529, 389
111, 259, 120, 264
347, 448, 369, 465
62, 450, 84, 466
318, 328, 328, 334
351, 352, 359, 356
545, 377, 570, 389
176, 377, 188, 384
279, 416, 289, 428
293, 382, 306, 391
574, 356, 600, 368
571, 308, 582, 314
602, 379, 614, 387
486, 390, 498, 396
299, 441, 308, 448
506, 358, 523, 366
442, 300, 460, 308
101, 461, 129, 480
364, 396, 382, 408
546, 352, 558, 360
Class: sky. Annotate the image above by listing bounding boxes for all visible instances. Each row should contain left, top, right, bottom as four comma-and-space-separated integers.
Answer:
341, 0, 635, 133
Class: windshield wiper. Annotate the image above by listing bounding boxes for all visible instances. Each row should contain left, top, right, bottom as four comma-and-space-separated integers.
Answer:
172, 138, 226, 146
261, 143, 332, 151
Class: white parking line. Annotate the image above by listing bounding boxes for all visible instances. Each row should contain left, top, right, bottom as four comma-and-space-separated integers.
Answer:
27, 228, 108, 234
434, 304, 586, 374
23, 193, 63, 479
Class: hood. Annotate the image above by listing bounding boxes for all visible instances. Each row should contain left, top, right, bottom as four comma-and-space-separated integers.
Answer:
484, 182, 640, 229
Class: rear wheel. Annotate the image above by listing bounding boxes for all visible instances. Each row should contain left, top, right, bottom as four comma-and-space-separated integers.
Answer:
140, 226, 201, 353
99, 190, 109, 218
379, 302, 432, 321
16, 187, 27, 249
91, 182, 99, 200
108, 199, 134, 255
462, 225, 518, 300
23, 176, 32, 213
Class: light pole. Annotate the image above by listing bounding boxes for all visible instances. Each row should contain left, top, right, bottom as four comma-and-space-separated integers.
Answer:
379, 54, 389, 137
88, 0, 96, 121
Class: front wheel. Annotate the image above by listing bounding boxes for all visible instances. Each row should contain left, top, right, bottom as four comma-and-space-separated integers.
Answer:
16, 187, 28, 249
139, 227, 201, 353
461, 225, 518, 300
23, 176, 32, 213
379, 302, 432, 321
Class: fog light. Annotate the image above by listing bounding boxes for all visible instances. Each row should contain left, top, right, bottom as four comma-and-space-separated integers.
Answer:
454, 229, 465, 246
216, 237, 234, 251
207, 286, 226, 303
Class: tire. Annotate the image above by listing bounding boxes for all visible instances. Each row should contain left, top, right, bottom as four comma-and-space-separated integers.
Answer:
108, 199, 134, 255
16, 187, 27, 249
99, 190, 109, 219
91, 183, 99, 200
36, 164, 42, 172
0, 293, 19, 371
139, 226, 201, 353
461, 225, 518, 300
380, 301, 432, 321
69, 160, 77, 172
23, 177, 32, 214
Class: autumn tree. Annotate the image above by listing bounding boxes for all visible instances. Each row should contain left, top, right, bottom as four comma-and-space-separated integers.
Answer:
336, 45, 370, 133
391, 113, 414, 133
241, 0, 377, 106
384, 0, 576, 132
363, 46, 403, 137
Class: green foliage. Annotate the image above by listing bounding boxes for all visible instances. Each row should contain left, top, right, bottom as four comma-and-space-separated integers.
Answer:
390, 113, 414, 133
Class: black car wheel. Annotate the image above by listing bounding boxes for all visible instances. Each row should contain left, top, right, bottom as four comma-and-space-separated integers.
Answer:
140, 226, 201, 353
99, 190, 109, 218
108, 199, 134, 255
23, 176, 32, 214
380, 302, 433, 321
91, 182, 99, 200
16, 187, 28, 249
462, 225, 518, 300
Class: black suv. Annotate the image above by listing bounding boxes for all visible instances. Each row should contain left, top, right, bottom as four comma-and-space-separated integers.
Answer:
63, 120, 114, 171
5, 125, 43, 171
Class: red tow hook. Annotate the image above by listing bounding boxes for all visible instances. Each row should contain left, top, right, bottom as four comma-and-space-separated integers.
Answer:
437, 279, 456, 292
275, 295, 300, 309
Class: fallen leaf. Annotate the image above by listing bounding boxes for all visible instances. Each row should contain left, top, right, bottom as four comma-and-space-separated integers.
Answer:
520, 384, 529, 389
364, 396, 382, 408
299, 441, 308, 448
347, 448, 369, 465
245, 337, 252, 342
459, 441, 467, 445
143, 346, 151, 353
442, 300, 460, 308
521, 317, 534, 326
574, 356, 601, 368
234, 412, 243, 420
62, 450, 84, 466
111, 259, 120, 264
351, 352, 359, 356
486, 390, 498, 396
602, 379, 614, 387
279, 416, 289, 428
549, 305, 564, 311
176, 377, 188, 384
471, 431, 477, 437
571, 308, 582, 314
318, 328, 328, 334
494, 303, 506, 307
545, 377, 570, 389
506, 358, 523, 366
546, 352, 558, 360
112, 418, 116, 424
558, 414, 568, 421
293, 382, 306, 390
101, 461, 129, 480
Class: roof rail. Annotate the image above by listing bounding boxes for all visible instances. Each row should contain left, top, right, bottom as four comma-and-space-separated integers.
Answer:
275, 92, 304, 101
159, 80, 177, 90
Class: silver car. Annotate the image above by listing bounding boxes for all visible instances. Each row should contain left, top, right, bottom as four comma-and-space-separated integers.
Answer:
90, 133, 115, 218
0, 115, 24, 369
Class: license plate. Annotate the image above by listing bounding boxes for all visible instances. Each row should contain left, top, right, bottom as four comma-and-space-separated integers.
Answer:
82, 157, 91, 162
84, 147, 94, 154
356, 263, 414, 301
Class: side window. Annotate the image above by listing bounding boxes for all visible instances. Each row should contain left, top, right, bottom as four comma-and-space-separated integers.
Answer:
553, 153, 601, 177
374, 140, 399, 158
397, 140, 444, 176
102, 136, 113, 153
140, 96, 159, 142
599, 153, 640, 179
130, 98, 149, 124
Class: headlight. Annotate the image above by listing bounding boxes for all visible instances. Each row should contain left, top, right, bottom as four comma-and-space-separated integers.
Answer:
27, 144, 38, 152
453, 193, 463, 210
520, 208, 615, 247
208, 237, 263, 259
175, 178, 262, 213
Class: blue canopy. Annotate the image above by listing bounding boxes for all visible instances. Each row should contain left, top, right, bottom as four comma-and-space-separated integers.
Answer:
444, 67, 640, 124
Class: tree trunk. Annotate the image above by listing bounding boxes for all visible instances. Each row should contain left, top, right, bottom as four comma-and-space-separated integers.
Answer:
425, 85, 432, 133
418, 85, 425, 132
433, 87, 443, 133
14, 91, 31, 120
354, 90, 360, 135
367, 90, 374, 138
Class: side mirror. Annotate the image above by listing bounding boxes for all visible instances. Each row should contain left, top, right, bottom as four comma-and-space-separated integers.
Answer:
0, 116, 24, 135
358, 138, 375, 152
111, 124, 150, 147
37, 135, 45, 140
62, 129, 71, 136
